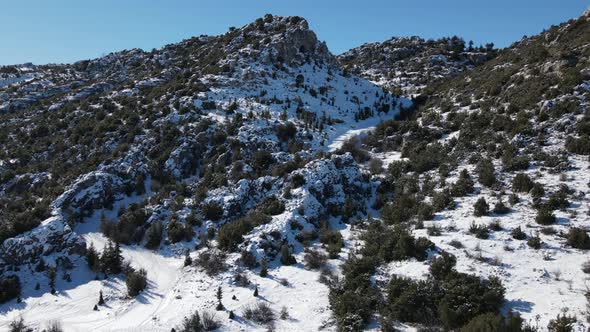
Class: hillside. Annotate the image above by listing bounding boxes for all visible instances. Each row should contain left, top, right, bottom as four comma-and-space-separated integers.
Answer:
338, 36, 495, 95
0, 11, 589, 332
338, 10, 590, 331
0, 14, 403, 331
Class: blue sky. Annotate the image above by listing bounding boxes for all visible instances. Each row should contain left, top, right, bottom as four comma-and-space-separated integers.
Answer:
0, 0, 587, 65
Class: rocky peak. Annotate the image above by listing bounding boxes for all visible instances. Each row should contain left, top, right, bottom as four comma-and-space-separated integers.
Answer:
224, 14, 337, 68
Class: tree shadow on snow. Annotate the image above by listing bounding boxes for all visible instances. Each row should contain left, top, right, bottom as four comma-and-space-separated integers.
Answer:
503, 299, 534, 315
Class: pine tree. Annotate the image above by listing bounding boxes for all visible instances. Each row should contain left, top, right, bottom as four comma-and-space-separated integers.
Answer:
93, 304, 98, 311
183, 249, 192, 267
35, 258, 46, 272
253, 285, 259, 297
473, 197, 490, 217
98, 290, 105, 305
48, 268, 56, 295
280, 245, 296, 266
229, 311, 235, 320
260, 258, 268, 277
216, 286, 224, 310
101, 240, 123, 274
34, 282, 40, 290
280, 306, 289, 320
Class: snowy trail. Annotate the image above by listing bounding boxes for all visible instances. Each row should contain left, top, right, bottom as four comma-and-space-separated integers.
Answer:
0, 227, 182, 332
325, 99, 411, 152
80, 232, 183, 331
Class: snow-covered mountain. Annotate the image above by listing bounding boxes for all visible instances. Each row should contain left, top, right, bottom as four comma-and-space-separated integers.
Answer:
0, 14, 404, 331
338, 36, 495, 95
0, 11, 589, 332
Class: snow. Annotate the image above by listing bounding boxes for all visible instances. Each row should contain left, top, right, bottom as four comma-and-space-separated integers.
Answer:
369, 151, 590, 329
0, 73, 40, 88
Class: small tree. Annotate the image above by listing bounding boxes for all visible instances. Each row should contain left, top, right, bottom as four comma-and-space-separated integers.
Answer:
547, 313, 577, 332
492, 200, 510, 214
126, 269, 147, 297
476, 158, 496, 187
86, 243, 100, 272
280, 245, 296, 266
527, 233, 542, 249
184, 249, 192, 267
98, 290, 105, 305
9, 316, 30, 332
260, 258, 268, 277
144, 221, 163, 250
536, 207, 556, 225
280, 306, 289, 320
216, 286, 224, 311
48, 268, 56, 295
473, 197, 489, 217
101, 240, 123, 274
512, 173, 533, 192
566, 227, 590, 249
179, 311, 202, 332
295, 74, 304, 88
253, 285, 259, 297
511, 226, 527, 240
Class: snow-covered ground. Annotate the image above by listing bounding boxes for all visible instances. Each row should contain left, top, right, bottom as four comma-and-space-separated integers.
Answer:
370, 142, 590, 330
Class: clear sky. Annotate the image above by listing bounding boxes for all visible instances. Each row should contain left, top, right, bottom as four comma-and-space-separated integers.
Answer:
0, 0, 588, 65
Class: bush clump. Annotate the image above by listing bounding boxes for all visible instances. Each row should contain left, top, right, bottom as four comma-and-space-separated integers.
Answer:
512, 173, 534, 193
243, 302, 275, 324
126, 268, 147, 297
566, 227, 590, 249
473, 197, 490, 217
0, 276, 21, 304
535, 207, 556, 225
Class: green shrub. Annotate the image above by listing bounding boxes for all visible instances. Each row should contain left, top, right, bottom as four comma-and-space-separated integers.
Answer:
381, 194, 417, 224
291, 174, 306, 188
547, 313, 577, 332
492, 201, 510, 214
417, 203, 434, 221
126, 268, 147, 297
511, 226, 527, 240
144, 221, 163, 249
320, 229, 344, 258
0, 276, 21, 303
476, 159, 496, 187
512, 173, 533, 193
430, 252, 456, 280
474, 197, 490, 217
218, 212, 272, 251
460, 313, 504, 332
565, 136, 590, 155
469, 222, 490, 239
535, 207, 556, 225
527, 234, 542, 249
566, 227, 590, 249
385, 268, 505, 329
460, 312, 528, 332
257, 196, 285, 216
530, 182, 545, 199
432, 189, 455, 211
452, 170, 475, 197
202, 202, 223, 221
168, 220, 192, 243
